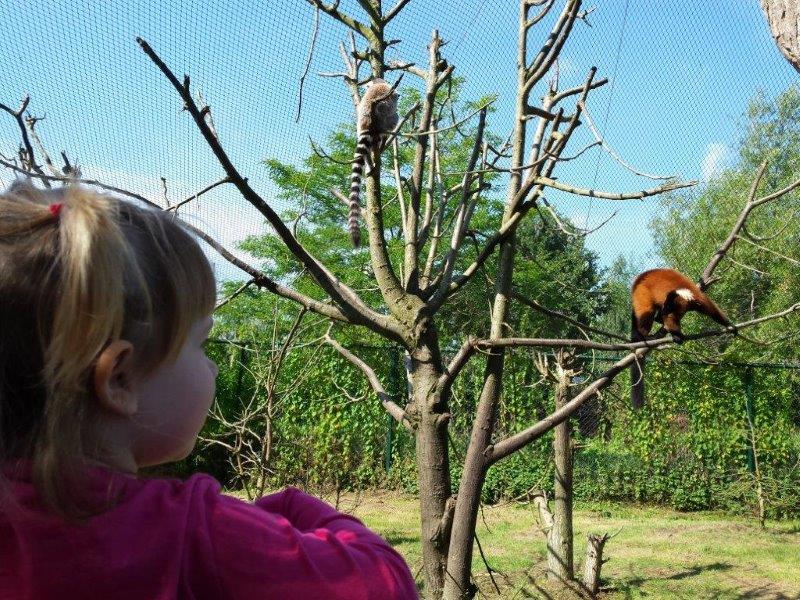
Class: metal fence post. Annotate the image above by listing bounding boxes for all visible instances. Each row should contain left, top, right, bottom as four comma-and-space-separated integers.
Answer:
384, 345, 400, 472
744, 366, 756, 474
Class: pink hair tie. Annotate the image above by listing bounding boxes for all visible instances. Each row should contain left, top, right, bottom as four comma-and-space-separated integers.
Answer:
49, 203, 63, 218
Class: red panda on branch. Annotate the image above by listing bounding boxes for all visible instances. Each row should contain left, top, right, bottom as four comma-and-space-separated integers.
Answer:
630, 268, 734, 409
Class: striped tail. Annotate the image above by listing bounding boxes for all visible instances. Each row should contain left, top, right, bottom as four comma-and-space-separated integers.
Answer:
348, 133, 372, 247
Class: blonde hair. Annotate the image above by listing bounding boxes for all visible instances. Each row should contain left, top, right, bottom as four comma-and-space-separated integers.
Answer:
0, 182, 216, 518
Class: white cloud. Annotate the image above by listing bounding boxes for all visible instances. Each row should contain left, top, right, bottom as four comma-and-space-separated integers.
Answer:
568, 211, 589, 231
75, 165, 269, 284
700, 142, 729, 182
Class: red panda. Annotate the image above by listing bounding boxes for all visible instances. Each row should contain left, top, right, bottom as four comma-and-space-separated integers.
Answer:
630, 268, 733, 409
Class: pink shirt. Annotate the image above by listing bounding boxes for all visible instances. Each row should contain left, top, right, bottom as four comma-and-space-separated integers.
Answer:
0, 464, 417, 599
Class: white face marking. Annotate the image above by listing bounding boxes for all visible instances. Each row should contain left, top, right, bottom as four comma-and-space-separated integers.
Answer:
675, 288, 695, 302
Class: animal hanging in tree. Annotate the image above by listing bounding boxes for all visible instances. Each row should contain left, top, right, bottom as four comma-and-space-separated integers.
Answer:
630, 268, 734, 409
347, 78, 399, 247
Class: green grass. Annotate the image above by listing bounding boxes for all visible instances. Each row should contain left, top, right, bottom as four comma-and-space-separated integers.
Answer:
331, 491, 800, 599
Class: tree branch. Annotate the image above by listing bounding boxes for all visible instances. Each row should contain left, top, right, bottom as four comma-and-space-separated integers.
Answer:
577, 99, 676, 180
296, 4, 321, 123
383, 0, 412, 23
484, 347, 642, 464
430, 68, 602, 307
303, 0, 370, 38
735, 234, 800, 266
476, 303, 800, 352
0, 96, 50, 187
549, 76, 607, 106
531, 175, 696, 200
483, 298, 800, 464
363, 141, 412, 320
325, 331, 414, 431
537, 196, 617, 238
137, 37, 406, 343
405, 30, 449, 292
699, 161, 800, 289
401, 100, 494, 138
0, 158, 150, 203
436, 336, 478, 397
525, 0, 582, 91
700, 161, 768, 288
215, 279, 256, 310
166, 176, 233, 212
512, 291, 628, 341
435, 107, 488, 298
24, 114, 61, 179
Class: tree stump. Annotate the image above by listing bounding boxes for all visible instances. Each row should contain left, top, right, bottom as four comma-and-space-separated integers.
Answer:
582, 532, 609, 595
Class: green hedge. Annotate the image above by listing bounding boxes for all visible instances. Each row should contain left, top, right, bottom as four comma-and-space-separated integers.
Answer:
182, 344, 800, 519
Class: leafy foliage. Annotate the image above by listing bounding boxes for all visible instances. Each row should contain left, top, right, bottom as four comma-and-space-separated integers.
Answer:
179, 85, 800, 520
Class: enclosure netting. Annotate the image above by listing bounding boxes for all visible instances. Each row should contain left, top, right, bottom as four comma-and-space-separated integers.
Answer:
1, 0, 795, 283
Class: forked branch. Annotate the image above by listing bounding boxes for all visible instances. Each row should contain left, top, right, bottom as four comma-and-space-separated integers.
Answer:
137, 37, 407, 344
325, 330, 413, 431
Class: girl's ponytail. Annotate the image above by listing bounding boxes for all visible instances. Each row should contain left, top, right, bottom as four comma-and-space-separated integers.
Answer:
36, 188, 148, 516
0, 182, 215, 519
45, 188, 145, 398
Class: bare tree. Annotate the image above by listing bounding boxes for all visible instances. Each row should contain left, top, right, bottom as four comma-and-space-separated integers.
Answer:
201, 304, 311, 499
5, 1, 800, 598
530, 350, 576, 584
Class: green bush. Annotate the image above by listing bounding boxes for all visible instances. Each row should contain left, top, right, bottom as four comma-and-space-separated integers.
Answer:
179, 343, 800, 519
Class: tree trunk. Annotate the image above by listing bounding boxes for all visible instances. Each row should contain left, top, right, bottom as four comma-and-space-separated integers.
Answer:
760, 0, 800, 73
582, 533, 609, 595
442, 2, 534, 596
549, 362, 574, 581
443, 240, 515, 600
410, 334, 452, 598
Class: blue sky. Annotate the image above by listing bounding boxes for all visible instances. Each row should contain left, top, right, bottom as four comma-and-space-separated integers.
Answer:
0, 0, 796, 282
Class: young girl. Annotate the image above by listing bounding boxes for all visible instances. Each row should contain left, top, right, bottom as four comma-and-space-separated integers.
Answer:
0, 183, 417, 599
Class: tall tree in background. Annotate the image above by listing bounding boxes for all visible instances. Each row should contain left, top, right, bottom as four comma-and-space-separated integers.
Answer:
652, 86, 800, 363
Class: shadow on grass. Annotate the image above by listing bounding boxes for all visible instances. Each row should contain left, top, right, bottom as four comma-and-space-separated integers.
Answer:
610, 561, 732, 594
664, 561, 732, 581
382, 532, 418, 546
610, 562, 799, 600
493, 562, 799, 600
735, 585, 800, 600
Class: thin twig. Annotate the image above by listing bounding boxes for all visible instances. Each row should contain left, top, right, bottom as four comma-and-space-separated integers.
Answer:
24, 114, 60, 178
735, 234, 800, 266
0, 96, 50, 187
578, 99, 676, 180
296, 5, 321, 123
401, 100, 495, 138
216, 279, 256, 310
166, 176, 232, 212
512, 291, 628, 341
0, 158, 150, 203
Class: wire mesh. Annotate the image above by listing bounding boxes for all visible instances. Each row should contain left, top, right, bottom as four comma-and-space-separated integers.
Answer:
1, 0, 795, 283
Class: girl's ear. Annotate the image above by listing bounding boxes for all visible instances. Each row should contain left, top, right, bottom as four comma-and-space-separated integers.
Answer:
93, 340, 137, 417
